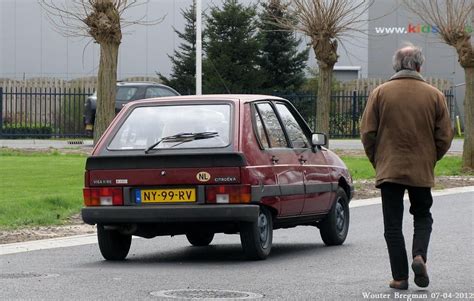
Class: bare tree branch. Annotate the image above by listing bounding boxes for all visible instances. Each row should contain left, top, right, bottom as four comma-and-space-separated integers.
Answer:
404, 0, 473, 170
38, 0, 165, 39
269, 0, 374, 143
403, 0, 473, 67
38, 0, 166, 143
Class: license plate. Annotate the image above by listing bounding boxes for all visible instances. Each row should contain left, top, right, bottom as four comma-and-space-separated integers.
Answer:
136, 188, 196, 203
85, 124, 93, 130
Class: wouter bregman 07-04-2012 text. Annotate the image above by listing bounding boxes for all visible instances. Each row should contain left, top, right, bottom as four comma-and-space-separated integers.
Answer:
362, 291, 474, 300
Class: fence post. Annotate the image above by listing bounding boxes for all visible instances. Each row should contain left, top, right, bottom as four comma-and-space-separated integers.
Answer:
351, 90, 357, 138
0, 87, 3, 138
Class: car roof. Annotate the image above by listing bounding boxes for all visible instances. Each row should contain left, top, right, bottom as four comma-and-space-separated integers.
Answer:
116, 81, 171, 87
131, 94, 286, 105
88, 82, 179, 97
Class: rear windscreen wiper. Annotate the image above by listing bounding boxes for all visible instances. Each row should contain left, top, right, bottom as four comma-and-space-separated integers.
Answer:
144, 132, 219, 154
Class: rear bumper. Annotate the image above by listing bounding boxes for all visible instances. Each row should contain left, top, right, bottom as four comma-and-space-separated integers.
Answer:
82, 204, 259, 225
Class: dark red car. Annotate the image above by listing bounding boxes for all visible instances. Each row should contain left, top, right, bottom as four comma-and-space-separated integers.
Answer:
82, 95, 354, 260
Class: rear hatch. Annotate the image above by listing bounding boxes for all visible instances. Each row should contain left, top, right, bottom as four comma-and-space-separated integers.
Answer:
83, 101, 251, 207
85, 153, 248, 206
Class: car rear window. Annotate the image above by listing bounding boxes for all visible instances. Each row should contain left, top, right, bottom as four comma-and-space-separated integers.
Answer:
108, 104, 231, 150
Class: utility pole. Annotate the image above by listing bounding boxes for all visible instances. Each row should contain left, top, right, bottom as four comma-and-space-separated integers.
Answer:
196, 0, 202, 95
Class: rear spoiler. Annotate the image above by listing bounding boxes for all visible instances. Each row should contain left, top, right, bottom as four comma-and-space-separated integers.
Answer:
86, 153, 247, 170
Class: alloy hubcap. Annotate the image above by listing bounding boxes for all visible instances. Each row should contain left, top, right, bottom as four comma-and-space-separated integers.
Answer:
258, 212, 268, 245
336, 200, 345, 233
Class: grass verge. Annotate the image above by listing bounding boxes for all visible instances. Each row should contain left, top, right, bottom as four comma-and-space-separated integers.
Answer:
341, 155, 469, 180
0, 149, 86, 229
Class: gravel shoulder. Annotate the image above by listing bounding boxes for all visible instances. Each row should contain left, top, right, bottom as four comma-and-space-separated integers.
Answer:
1, 148, 472, 245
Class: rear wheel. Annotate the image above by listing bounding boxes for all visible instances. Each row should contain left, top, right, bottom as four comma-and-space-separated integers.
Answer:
240, 207, 273, 260
319, 188, 350, 246
97, 225, 132, 261
186, 231, 214, 246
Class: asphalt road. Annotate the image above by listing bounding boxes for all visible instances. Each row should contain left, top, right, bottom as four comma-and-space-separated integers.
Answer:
1, 192, 472, 300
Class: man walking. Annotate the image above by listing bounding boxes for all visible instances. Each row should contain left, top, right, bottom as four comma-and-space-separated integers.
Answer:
360, 44, 453, 290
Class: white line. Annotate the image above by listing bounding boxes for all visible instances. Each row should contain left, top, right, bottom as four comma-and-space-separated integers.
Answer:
1, 186, 473, 256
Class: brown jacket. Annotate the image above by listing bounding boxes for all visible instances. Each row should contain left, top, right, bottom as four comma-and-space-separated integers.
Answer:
360, 70, 454, 187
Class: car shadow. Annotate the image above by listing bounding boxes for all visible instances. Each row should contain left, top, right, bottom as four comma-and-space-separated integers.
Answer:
83, 242, 352, 266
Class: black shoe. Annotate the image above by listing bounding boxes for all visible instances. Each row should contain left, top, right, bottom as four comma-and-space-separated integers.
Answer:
389, 279, 409, 290
412, 255, 430, 288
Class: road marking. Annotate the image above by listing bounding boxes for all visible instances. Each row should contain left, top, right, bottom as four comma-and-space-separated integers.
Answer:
1, 186, 473, 256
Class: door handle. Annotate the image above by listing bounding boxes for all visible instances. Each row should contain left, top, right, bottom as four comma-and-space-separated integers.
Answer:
271, 155, 279, 164
299, 156, 307, 164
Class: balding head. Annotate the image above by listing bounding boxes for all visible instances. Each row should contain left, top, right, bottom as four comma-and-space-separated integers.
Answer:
392, 44, 425, 72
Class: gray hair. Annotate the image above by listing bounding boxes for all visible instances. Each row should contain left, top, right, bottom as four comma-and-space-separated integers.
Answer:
392, 44, 425, 72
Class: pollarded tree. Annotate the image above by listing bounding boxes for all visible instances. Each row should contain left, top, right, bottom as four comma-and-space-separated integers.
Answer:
404, 0, 473, 170
40, 0, 161, 142
258, 0, 309, 93
274, 0, 373, 144
203, 0, 262, 93
159, 1, 196, 95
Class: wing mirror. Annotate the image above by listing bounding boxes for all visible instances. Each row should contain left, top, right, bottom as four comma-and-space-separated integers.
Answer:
311, 133, 327, 147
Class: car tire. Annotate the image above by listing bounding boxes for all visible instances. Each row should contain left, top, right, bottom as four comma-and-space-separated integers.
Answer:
186, 231, 215, 246
240, 206, 273, 260
319, 187, 350, 246
97, 225, 132, 261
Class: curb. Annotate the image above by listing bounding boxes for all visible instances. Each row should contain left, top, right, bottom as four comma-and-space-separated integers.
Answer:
350, 185, 474, 208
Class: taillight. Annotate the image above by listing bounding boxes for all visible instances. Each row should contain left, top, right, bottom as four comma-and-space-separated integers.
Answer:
205, 185, 251, 204
83, 187, 123, 206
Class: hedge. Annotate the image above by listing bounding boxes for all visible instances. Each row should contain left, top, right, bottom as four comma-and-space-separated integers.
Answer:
1, 124, 53, 139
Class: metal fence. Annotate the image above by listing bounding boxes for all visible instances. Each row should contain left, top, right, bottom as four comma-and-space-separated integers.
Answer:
282, 90, 455, 138
0, 87, 93, 138
0, 87, 455, 139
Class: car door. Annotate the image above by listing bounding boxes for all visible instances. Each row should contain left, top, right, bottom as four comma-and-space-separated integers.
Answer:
253, 102, 305, 217
273, 102, 332, 214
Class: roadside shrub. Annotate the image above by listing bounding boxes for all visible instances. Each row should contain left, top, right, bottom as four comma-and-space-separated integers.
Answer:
1, 124, 53, 139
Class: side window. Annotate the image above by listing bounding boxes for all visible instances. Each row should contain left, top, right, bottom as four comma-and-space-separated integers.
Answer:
146, 87, 178, 98
255, 103, 288, 148
254, 107, 270, 148
276, 103, 309, 148
158, 88, 179, 96
145, 87, 160, 98
116, 87, 138, 101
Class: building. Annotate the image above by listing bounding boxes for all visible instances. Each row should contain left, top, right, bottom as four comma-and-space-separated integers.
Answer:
367, 0, 470, 121
0, 0, 469, 120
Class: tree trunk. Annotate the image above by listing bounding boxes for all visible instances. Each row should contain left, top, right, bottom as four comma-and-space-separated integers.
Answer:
312, 37, 338, 148
316, 64, 333, 147
462, 66, 473, 170
93, 42, 119, 143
